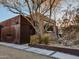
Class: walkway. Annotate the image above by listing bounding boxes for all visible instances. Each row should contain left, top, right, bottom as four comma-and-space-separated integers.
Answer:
0, 42, 79, 59
0, 45, 53, 59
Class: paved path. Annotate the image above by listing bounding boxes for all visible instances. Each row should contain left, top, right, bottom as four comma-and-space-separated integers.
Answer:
0, 42, 79, 59
0, 46, 53, 59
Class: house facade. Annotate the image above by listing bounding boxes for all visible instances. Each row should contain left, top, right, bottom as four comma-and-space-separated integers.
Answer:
0, 15, 35, 44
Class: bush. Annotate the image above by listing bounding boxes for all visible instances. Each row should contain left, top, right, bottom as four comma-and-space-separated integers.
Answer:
30, 33, 52, 45
40, 33, 52, 45
42, 36, 49, 45
30, 35, 39, 44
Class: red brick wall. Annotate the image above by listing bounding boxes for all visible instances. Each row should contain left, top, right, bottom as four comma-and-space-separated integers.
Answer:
0, 15, 35, 44
0, 15, 20, 27
0, 15, 20, 43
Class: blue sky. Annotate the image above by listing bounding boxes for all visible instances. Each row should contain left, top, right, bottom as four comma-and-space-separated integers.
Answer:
0, 5, 18, 22
0, 0, 78, 22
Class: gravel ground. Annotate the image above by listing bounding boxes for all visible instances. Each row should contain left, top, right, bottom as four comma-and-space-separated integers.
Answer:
0, 46, 53, 59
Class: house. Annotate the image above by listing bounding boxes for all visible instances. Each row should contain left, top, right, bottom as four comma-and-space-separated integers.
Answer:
0, 15, 35, 44
0, 13, 57, 44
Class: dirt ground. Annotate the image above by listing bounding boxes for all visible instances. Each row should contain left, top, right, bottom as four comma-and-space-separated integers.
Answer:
0, 46, 53, 59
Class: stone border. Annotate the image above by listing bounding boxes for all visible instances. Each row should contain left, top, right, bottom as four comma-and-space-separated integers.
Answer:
29, 44, 79, 56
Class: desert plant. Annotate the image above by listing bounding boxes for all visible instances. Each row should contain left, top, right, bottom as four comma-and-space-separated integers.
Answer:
40, 33, 53, 45
30, 33, 53, 45
30, 35, 39, 44
42, 36, 49, 45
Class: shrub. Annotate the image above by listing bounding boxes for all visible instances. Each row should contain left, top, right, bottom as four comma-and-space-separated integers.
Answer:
40, 33, 52, 45
30, 33, 55, 45
30, 35, 39, 44
42, 36, 49, 45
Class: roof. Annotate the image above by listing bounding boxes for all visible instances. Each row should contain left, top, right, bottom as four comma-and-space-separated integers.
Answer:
0, 15, 21, 26
0, 13, 56, 27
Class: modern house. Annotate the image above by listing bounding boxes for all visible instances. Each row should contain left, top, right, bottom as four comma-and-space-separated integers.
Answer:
0, 15, 35, 44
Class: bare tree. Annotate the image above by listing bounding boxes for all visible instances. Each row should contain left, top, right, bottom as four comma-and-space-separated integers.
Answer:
0, 0, 61, 43
59, 2, 79, 46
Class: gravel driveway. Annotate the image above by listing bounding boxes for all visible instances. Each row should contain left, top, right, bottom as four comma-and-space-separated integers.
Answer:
0, 46, 53, 59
